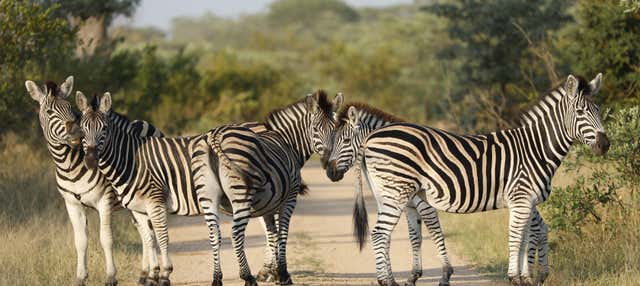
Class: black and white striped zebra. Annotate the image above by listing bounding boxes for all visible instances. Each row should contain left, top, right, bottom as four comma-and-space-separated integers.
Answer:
210, 91, 344, 285
75, 91, 341, 286
351, 74, 608, 286
324, 103, 551, 285
25, 77, 162, 286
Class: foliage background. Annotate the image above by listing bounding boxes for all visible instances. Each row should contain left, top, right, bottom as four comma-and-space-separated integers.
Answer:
0, 0, 639, 285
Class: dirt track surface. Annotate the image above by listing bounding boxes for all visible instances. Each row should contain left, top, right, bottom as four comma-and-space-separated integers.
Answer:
167, 163, 501, 286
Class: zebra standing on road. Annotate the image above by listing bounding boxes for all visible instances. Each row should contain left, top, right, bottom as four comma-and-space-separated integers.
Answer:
210, 91, 344, 285
75, 90, 341, 286
324, 103, 550, 285
351, 74, 608, 286
25, 77, 161, 286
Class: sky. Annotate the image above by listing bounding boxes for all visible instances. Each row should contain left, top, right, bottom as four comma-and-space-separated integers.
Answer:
123, 0, 413, 30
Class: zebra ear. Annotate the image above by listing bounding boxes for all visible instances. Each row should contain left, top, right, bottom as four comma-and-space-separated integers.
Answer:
25, 80, 44, 103
99, 92, 112, 113
333, 92, 344, 112
305, 94, 319, 113
59, 76, 74, 98
76, 91, 89, 113
589, 73, 603, 95
347, 106, 359, 128
564, 74, 579, 99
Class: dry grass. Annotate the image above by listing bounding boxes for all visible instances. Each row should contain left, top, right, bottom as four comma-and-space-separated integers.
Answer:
437, 165, 640, 285
0, 134, 143, 285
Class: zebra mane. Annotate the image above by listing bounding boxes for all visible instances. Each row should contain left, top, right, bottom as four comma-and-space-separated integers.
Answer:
336, 102, 403, 127
44, 81, 58, 96
265, 90, 333, 122
520, 75, 592, 126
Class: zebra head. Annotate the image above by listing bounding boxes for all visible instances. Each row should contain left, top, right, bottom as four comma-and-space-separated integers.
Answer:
305, 91, 343, 161
562, 73, 609, 155
325, 106, 363, 182
25, 76, 82, 147
76, 91, 112, 169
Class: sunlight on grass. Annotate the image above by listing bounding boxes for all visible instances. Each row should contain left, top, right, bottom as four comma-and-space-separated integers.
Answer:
0, 134, 143, 285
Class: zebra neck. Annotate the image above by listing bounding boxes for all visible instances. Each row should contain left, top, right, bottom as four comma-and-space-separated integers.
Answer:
361, 113, 397, 135
514, 102, 573, 186
47, 141, 84, 173
265, 103, 313, 164
99, 112, 139, 183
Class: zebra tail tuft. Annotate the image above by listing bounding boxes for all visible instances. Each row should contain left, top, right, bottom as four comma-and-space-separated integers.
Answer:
353, 145, 369, 251
299, 180, 310, 196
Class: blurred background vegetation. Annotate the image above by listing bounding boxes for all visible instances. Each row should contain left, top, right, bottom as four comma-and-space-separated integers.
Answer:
0, 0, 639, 285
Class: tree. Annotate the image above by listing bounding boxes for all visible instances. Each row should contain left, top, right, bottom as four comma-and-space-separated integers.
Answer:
268, 0, 359, 27
0, 0, 74, 135
424, 0, 572, 129
560, 0, 640, 105
39, 0, 141, 57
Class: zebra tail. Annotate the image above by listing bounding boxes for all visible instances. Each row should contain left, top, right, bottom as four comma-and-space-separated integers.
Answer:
299, 180, 310, 196
207, 126, 254, 193
353, 145, 369, 251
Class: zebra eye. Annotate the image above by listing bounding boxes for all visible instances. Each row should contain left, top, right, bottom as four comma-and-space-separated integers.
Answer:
577, 109, 585, 115
46, 109, 55, 116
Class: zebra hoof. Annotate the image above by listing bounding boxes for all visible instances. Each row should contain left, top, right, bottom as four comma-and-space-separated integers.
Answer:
438, 281, 450, 286
279, 273, 293, 285
256, 268, 277, 282
211, 279, 223, 286
520, 276, 535, 286
138, 276, 147, 285
74, 278, 87, 286
244, 277, 258, 286
377, 280, 399, 286
158, 278, 170, 286
509, 276, 521, 286
403, 282, 415, 286
145, 278, 159, 286
105, 280, 118, 286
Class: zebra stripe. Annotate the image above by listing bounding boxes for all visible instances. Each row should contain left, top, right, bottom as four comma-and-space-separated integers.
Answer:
351, 74, 608, 286
25, 77, 161, 286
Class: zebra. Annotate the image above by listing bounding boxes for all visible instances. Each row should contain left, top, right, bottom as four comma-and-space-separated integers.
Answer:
350, 74, 608, 286
75, 90, 341, 286
324, 103, 551, 285
212, 91, 344, 285
25, 77, 162, 286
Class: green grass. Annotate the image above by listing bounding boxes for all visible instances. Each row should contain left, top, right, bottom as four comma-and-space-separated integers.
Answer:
0, 134, 143, 285
437, 167, 640, 285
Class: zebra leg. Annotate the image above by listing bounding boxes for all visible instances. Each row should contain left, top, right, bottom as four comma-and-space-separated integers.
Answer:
146, 202, 173, 286
507, 202, 533, 286
526, 220, 539, 285
534, 211, 549, 285
201, 197, 224, 286
256, 214, 278, 282
96, 200, 118, 286
230, 202, 258, 286
276, 194, 298, 285
404, 207, 422, 286
413, 198, 453, 286
372, 202, 404, 286
132, 211, 160, 285
64, 198, 89, 286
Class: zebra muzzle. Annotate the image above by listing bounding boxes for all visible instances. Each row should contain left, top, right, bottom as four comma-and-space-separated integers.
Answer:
326, 160, 345, 182
593, 132, 610, 156
84, 146, 99, 169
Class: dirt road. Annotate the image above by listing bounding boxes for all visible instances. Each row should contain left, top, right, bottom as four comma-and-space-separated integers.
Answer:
168, 163, 501, 286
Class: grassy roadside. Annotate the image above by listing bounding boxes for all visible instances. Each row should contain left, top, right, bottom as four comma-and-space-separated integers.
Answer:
0, 134, 143, 285
437, 166, 640, 285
